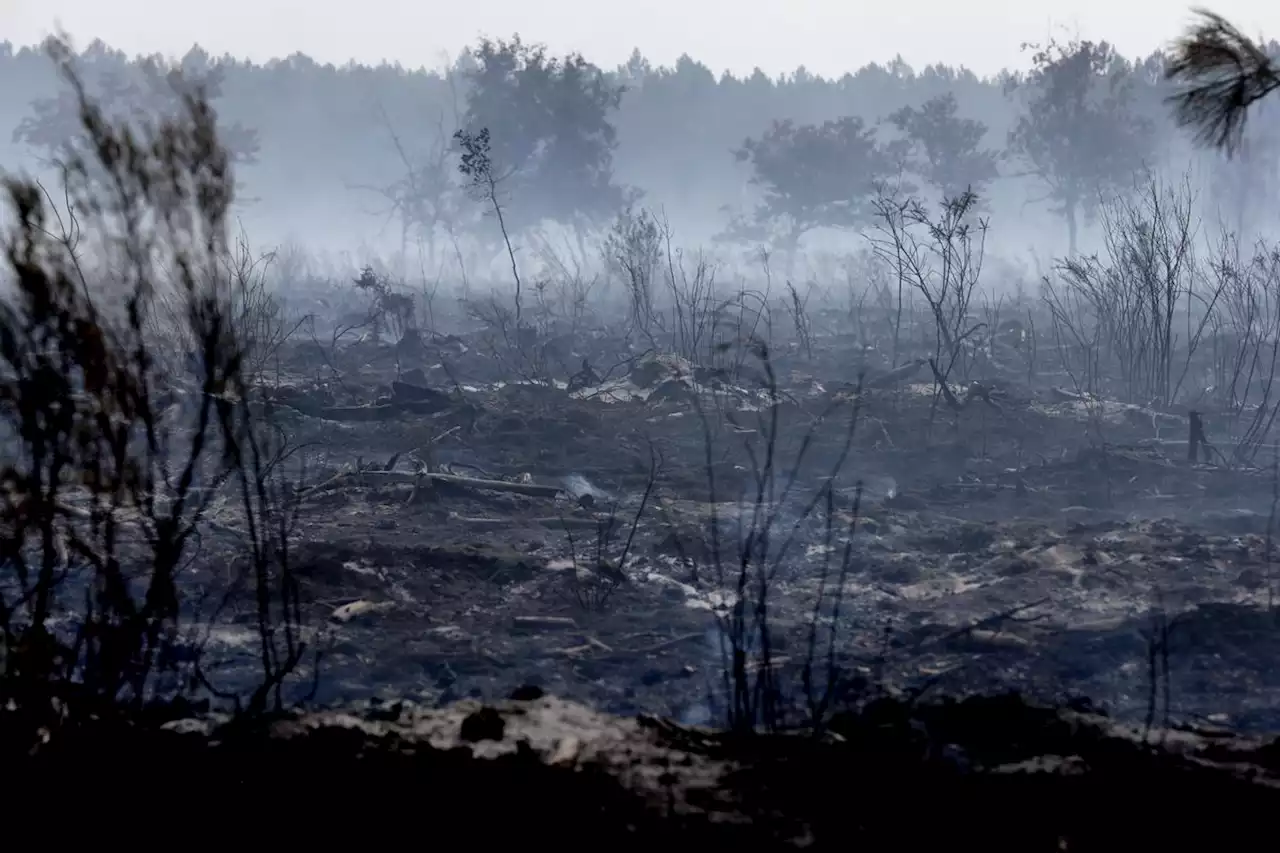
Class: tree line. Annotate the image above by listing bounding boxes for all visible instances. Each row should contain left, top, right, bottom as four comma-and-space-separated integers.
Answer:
1, 18, 1277, 267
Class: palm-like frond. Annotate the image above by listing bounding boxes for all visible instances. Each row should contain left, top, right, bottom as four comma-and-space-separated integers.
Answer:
1165, 8, 1280, 156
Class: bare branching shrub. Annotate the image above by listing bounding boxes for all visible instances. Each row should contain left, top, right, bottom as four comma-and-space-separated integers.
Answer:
684, 342, 862, 732
463, 292, 553, 384
453, 128, 573, 382
841, 249, 892, 357
533, 239, 599, 339
1041, 273, 1104, 401
1203, 234, 1280, 462
0, 38, 308, 749
783, 280, 815, 361
605, 205, 663, 343
353, 265, 417, 344
562, 447, 660, 612
455, 127, 523, 325
1041, 273, 1111, 459
1052, 172, 1223, 409
872, 189, 988, 412
606, 212, 752, 371
661, 236, 720, 365
155, 229, 301, 388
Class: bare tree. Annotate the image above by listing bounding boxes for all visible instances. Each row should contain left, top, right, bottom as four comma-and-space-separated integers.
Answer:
871, 189, 988, 398
455, 127, 523, 326
348, 106, 463, 268
1202, 234, 1280, 462
1050, 171, 1222, 409
604, 205, 664, 344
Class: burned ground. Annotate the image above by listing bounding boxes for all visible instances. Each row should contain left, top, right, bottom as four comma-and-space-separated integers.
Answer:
8, 39, 1280, 845
178, 308, 1280, 735
18, 675, 1280, 850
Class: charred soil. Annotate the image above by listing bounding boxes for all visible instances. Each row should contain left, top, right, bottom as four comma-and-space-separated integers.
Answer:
13, 690, 1280, 850
182, 329, 1280, 733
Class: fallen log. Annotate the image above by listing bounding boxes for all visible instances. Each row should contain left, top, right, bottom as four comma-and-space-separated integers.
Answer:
302, 469, 563, 498
453, 514, 609, 529
513, 616, 579, 631
865, 358, 928, 389
390, 381, 454, 413
313, 402, 452, 421
315, 404, 400, 422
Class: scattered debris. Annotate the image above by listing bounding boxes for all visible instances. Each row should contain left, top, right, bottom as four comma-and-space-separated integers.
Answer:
330, 599, 395, 623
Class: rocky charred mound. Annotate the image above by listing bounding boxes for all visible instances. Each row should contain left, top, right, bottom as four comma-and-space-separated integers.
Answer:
11, 691, 1280, 850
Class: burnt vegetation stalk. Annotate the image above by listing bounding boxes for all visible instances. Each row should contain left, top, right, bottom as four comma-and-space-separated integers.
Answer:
0, 35, 312, 753
680, 339, 866, 733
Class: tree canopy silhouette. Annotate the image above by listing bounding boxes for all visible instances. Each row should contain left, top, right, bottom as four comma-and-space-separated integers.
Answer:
723, 116, 896, 264
4, 26, 1279, 250
14, 40, 259, 168
888, 92, 1001, 205
459, 35, 631, 241
1006, 39, 1153, 255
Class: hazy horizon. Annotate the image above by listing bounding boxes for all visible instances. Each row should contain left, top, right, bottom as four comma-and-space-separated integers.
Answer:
4, 0, 1280, 78
1, 0, 1275, 261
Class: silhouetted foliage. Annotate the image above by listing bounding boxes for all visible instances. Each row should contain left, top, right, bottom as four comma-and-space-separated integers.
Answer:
888, 92, 1001, 204
2, 26, 1278, 253
456, 125, 526, 323
13, 39, 259, 167
1006, 40, 1154, 255
348, 106, 464, 266
460, 35, 631, 238
724, 117, 895, 262
0, 36, 307, 754
1163, 8, 1280, 239
1166, 8, 1280, 156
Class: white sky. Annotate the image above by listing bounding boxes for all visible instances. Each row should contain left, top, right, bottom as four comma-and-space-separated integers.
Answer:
2, 1, 1279, 78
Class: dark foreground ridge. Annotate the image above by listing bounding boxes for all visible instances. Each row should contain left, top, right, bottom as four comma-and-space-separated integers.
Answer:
11, 690, 1279, 849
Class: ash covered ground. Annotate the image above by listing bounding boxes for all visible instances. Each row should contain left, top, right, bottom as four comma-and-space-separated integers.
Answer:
178, 291, 1280, 733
